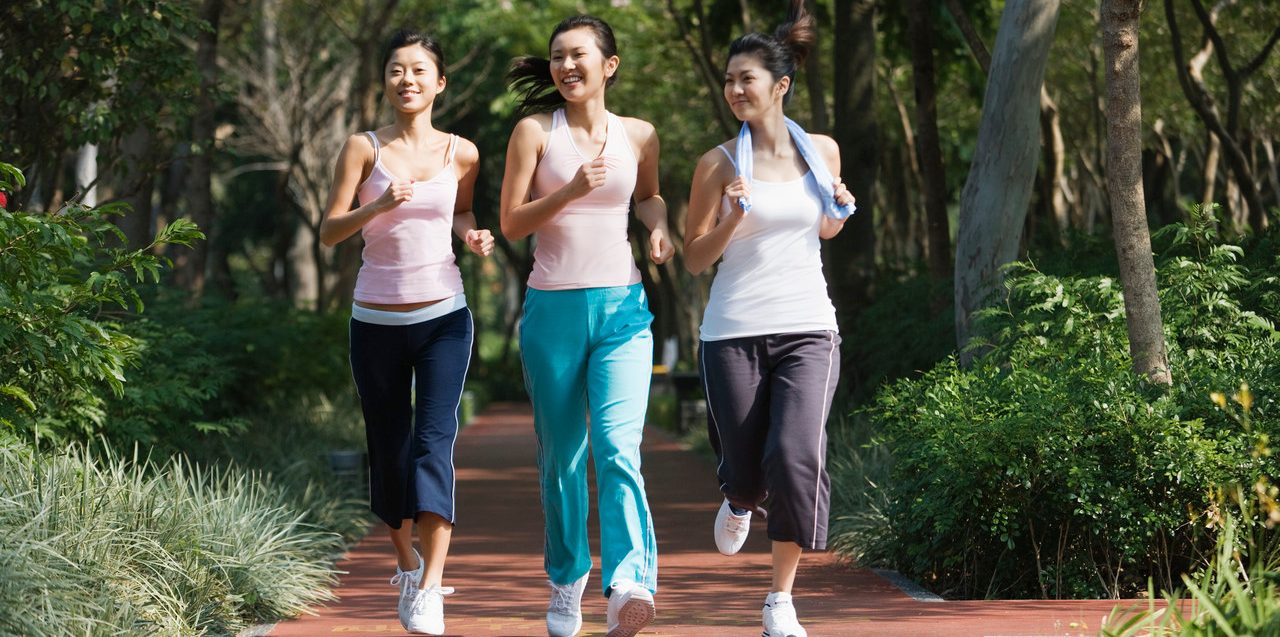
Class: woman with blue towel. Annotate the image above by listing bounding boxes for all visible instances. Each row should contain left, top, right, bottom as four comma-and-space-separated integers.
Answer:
682, 2, 854, 636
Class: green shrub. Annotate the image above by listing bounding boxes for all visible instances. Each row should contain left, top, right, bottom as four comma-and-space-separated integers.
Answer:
860, 222, 1280, 599
0, 162, 202, 442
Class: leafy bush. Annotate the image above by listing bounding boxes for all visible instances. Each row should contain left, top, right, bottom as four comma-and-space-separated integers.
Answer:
0, 162, 202, 442
857, 220, 1280, 599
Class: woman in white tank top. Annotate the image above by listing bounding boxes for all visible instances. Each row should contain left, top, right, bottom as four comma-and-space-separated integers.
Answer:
683, 3, 855, 637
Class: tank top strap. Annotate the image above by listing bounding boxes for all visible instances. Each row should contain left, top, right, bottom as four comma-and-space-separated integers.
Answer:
445, 134, 458, 167
365, 131, 380, 163
716, 144, 736, 169
607, 112, 637, 163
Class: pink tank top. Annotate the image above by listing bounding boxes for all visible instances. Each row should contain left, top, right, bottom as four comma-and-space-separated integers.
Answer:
527, 109, 642, 291
353, 132, 465, 304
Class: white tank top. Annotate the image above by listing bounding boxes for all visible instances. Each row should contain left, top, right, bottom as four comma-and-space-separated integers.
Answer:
700, 146, 838, 341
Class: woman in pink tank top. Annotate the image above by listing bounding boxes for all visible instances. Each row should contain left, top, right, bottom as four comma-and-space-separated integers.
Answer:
499, 15, 673, 637
317, 29, 493, 635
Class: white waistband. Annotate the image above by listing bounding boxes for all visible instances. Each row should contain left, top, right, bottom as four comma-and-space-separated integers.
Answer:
351, 294, 467, 326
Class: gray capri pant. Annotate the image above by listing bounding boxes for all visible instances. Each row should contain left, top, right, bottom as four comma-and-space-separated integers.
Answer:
699, 330, 840, 550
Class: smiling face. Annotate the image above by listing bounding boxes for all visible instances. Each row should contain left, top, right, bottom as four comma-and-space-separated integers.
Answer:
549, 27, 618, 102
723, 53, 789, 121
384, 44, 445, 112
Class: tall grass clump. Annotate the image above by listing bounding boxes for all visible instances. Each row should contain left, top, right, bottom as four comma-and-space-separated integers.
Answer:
844, 211, 1280, 599
0, 437, 347, 636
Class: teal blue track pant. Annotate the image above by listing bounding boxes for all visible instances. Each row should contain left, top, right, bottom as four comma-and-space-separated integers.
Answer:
519, 283, 658, 596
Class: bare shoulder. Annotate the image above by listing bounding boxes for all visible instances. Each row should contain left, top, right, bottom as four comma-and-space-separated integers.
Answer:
453, 135, 480, 164
810, 133, 840, 164
513, 113, 554, 138
696, 142, 736, 178
618, 115, 655, 135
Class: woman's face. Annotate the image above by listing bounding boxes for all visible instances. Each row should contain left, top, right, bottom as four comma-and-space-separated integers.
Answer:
384, 45, 445, 112
549, 27, 617, 102
723, 53, 788, 121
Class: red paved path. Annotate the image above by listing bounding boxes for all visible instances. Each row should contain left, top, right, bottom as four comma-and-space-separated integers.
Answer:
271, 403, 1140, 636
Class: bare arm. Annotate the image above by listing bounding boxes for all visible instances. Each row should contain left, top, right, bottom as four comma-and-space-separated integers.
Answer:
499, 116, 603, 241
319, 134, 412, 247
628, 119, 674, 264
683, 148, 746, 275
815, 134, 854, 240
450, 138, 494, 257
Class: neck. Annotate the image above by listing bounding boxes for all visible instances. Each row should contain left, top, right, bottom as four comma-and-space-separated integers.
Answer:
391, 107, 437, 142
562, 97, 609, 133
746, 110, 790, 156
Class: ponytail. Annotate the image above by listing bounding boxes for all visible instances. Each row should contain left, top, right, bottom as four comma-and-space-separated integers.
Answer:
773, 0, 816, 68
508, 56, 562, 119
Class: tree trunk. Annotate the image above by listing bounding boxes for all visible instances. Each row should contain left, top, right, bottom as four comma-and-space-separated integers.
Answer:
1039, 89, 1070, 240
173, 0, 224, 298
955, 0, 1061, 358
906, 0, 951, 282
116, 125, 156, 249
1102, 0, 1172, 385
74, 144, 98, 207
803, 0, 830, 132
827, 0, 879, 316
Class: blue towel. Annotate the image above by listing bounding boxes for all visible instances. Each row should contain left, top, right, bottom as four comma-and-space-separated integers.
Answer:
734, 118, 856, 220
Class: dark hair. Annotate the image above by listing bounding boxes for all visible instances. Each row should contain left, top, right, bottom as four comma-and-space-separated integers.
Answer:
725, 0, 815, 105
507, 15, 619, 118
380, 29, 446, 77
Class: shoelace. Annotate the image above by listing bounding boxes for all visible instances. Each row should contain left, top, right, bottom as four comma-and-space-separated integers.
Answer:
548, 580, 579, 615
411, 585, 456, 612
724, 512, 750, 534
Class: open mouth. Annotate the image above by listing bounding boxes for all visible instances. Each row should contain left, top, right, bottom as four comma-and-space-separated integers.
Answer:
560, 73, 583, 87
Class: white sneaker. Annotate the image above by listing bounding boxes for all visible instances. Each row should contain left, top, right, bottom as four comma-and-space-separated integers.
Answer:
762, 591, 807, 637
404, 584, 454, 635
606, 581, 655, 637
547, 573, 589, 637
390, 549, 424, 630
714, 499, 751, 555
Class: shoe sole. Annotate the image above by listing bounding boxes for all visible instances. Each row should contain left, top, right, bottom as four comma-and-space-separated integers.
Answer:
607, 597, 655, 637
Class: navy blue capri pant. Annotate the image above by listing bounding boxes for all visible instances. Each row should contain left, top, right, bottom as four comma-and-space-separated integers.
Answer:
349, 306, 473, 528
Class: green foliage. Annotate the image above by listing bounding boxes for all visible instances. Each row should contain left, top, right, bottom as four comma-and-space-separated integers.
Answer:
858, 222, 1280, 599
0, 439, 353, 636
0, 163, 203, 440
100, 293, 353, 448
0, 1, 207, 175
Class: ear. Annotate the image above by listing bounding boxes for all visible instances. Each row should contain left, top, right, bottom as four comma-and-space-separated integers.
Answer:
775, 75, 791, 98
604, 54, 620, 80
436, 73, 447, 93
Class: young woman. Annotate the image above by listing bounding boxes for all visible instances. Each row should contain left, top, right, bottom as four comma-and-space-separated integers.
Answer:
682, 3, 854, 636
318, 29, 494, 636
499, 14, 674, 637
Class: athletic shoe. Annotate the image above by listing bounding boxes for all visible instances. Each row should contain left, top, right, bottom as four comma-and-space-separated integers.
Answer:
714, 498, 751, 555
762, 591, 807, 637
390, 549, 424, 630
547, 573, 589, 637
404, 584, 454, 635
606, 581, 655, 637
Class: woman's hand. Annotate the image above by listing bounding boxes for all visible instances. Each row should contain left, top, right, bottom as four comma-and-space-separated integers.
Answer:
724, 176, 751, 216
564, 157, 607, 200
833, 178, 855, 208
464, 228, 494, 257
373, 179, 414, 212
649, 226, 674, 265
